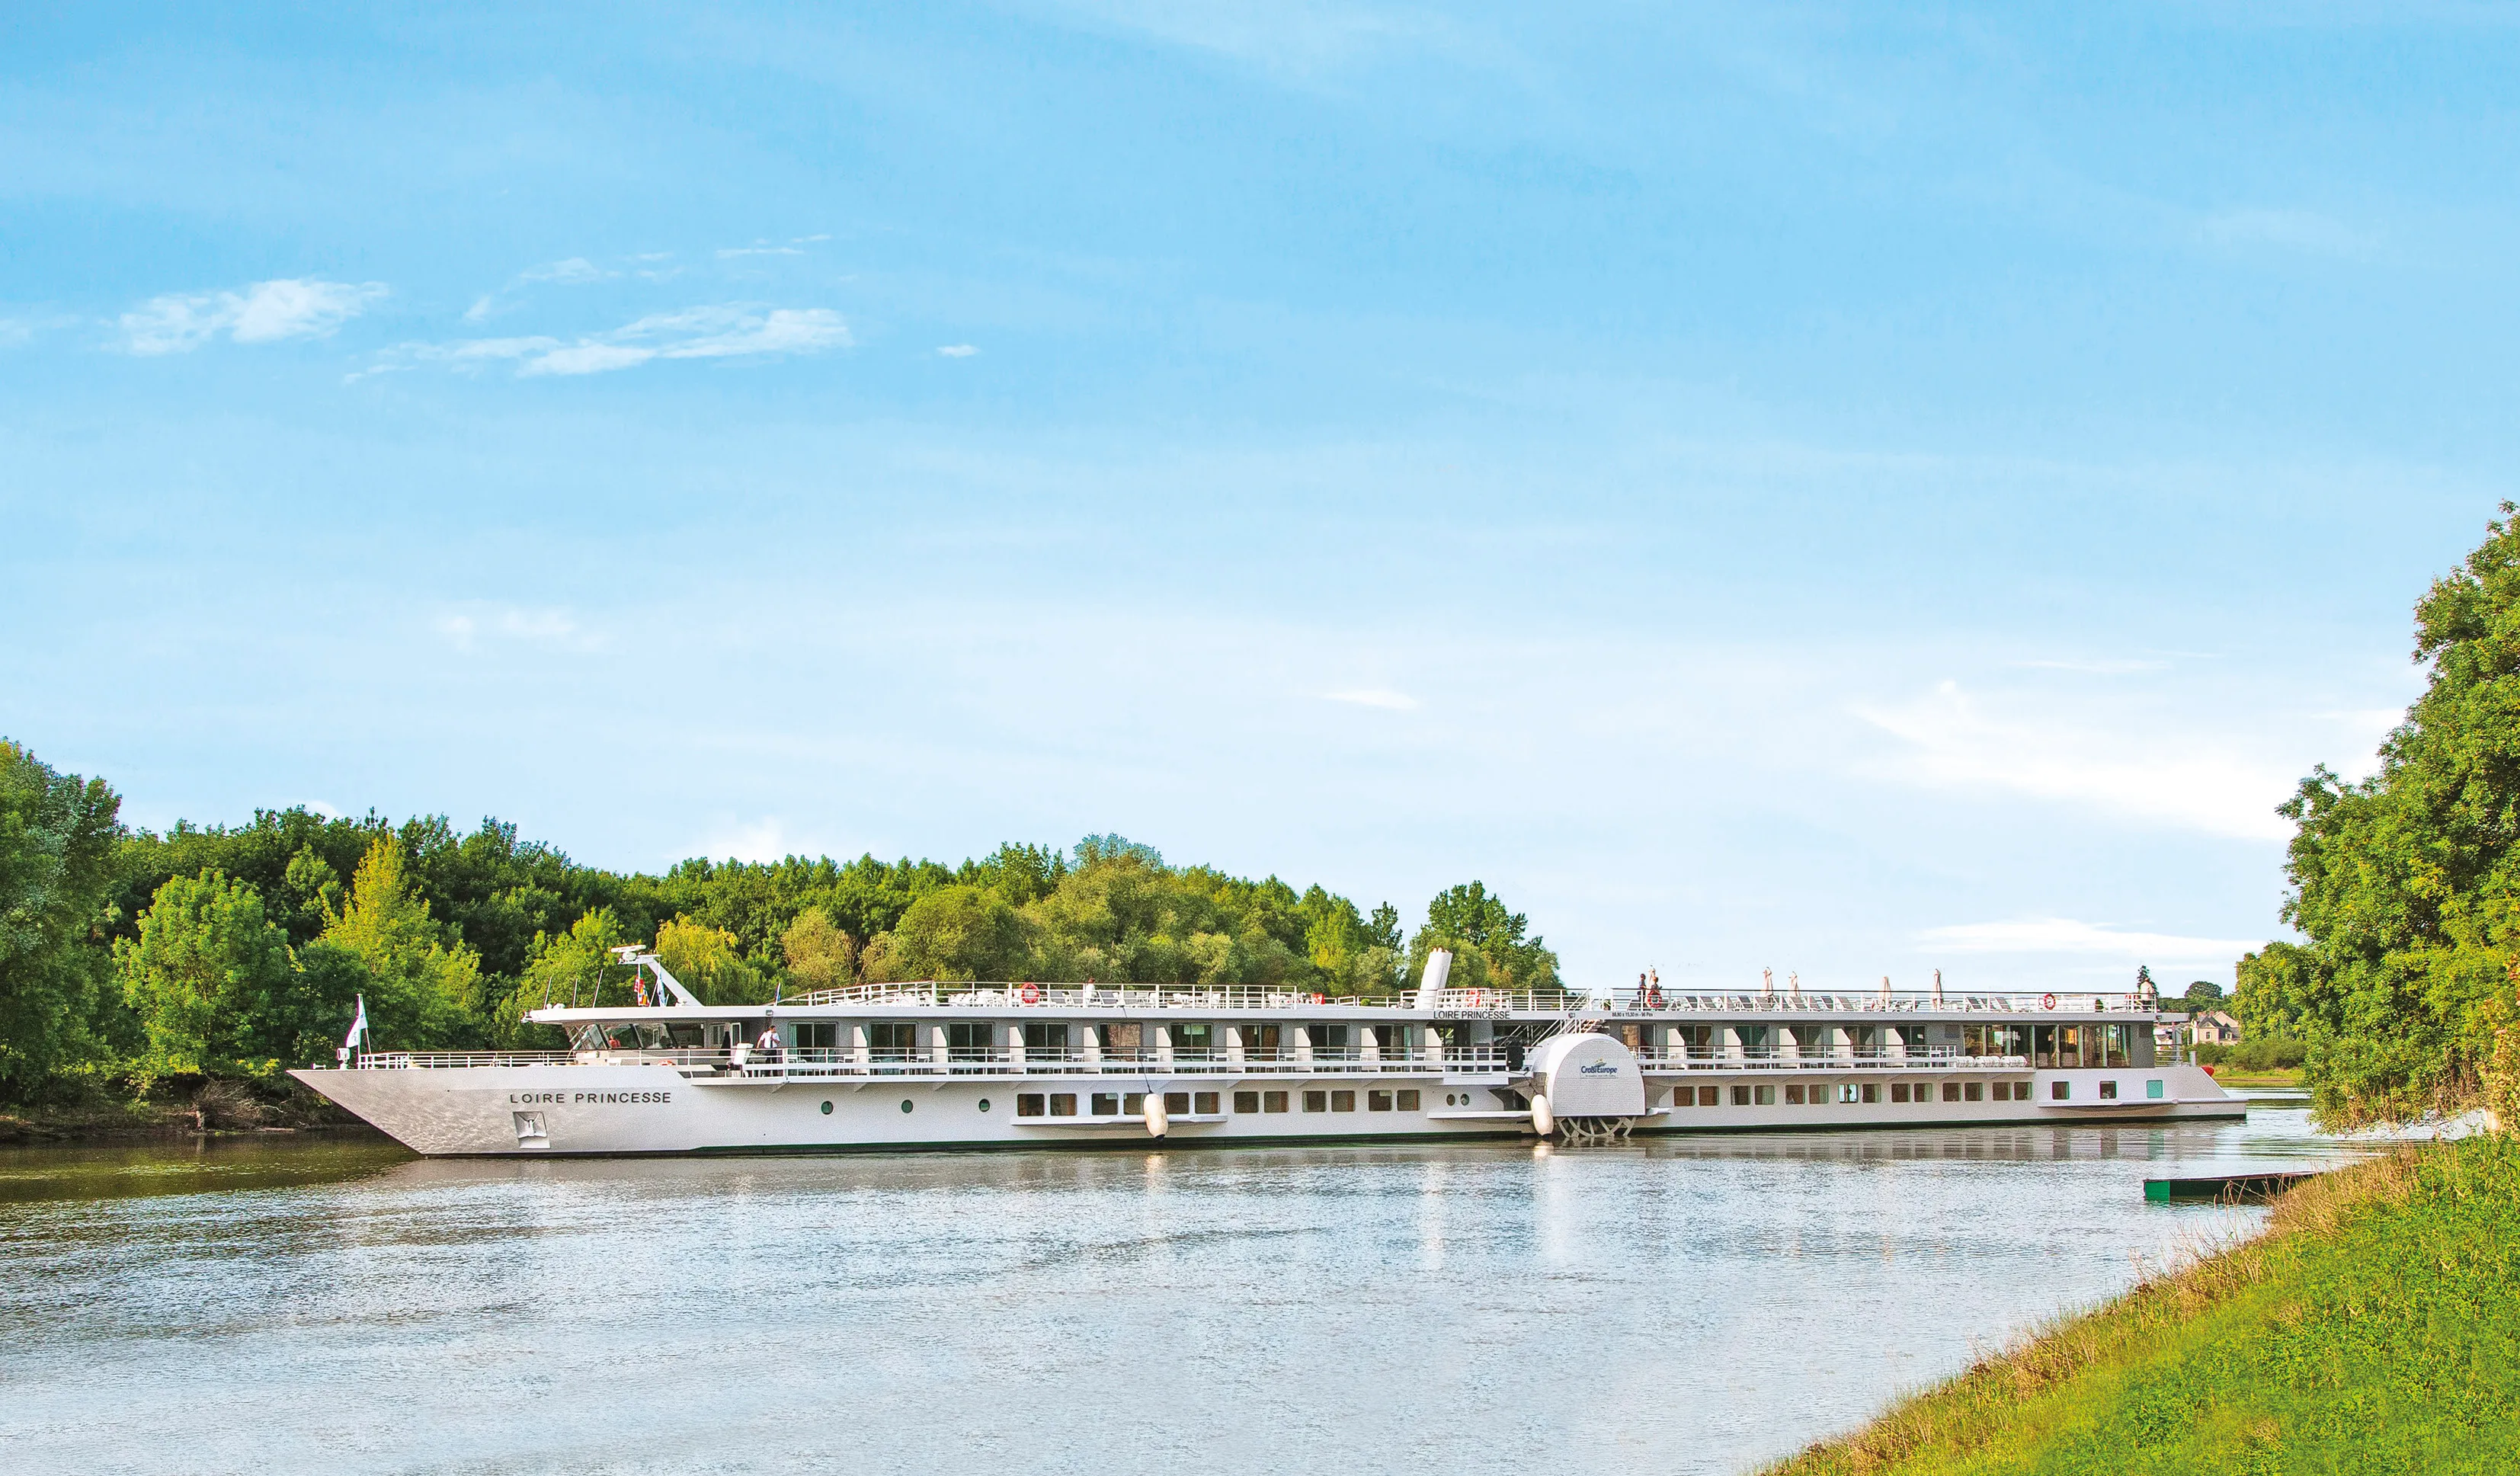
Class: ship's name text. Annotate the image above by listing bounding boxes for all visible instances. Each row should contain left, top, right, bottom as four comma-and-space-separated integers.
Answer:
508, 1090, 673, 1105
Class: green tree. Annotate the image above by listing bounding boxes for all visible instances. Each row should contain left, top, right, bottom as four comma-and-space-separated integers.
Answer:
114, 870, 297, 1077
779, 906, 858, 991
869, 885, 1032, 981
322, 836, 482, 1050
2249, 505, 2520, 1121
495, 908, 632, 1045
0, 741, 122, 1100
1408, 881, 1561, 994
654, 915, 767, 1004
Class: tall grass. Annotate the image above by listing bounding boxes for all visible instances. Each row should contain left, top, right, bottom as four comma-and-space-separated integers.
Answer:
1765, 1135, 2520, 1474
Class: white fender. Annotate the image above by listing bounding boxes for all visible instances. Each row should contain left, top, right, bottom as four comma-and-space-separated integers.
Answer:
1145, 1093, 1168, 1137
1530, 1092, 1554, 1137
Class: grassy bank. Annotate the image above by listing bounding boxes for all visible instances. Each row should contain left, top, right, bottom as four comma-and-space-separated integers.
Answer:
1766, 1133, 2520, 1474
2208, 1067, 2306, 1091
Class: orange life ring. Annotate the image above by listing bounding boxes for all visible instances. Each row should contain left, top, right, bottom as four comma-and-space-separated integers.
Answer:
2041, 993, 2057, 1010
1311, 992, 1325, 1005
1020, 982, 1040, 1004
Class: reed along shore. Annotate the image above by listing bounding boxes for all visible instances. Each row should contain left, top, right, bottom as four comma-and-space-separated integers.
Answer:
1765, 1132, 2520, 1474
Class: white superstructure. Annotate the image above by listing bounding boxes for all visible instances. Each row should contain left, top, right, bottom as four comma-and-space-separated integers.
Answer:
292, 949, 2243, 1155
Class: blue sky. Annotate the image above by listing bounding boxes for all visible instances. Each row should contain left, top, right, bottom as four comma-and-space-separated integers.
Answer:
8, 3, 2518, 992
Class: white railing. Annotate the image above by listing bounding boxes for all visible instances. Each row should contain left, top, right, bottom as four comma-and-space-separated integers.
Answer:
677, 981, 2153, 1017
354, 1051, 576, 1069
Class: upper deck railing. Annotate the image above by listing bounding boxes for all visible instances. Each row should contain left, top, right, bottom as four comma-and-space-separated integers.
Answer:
767, 981, 2148, 1016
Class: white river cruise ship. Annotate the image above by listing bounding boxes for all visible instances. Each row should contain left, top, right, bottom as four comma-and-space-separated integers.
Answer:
292, 949, 2240, 1155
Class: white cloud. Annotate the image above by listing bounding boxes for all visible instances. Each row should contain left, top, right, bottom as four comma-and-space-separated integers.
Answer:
377, 306, 850, 379
120, 278, 387, 354
1856, 679, 2297, 839
2199, 207, 2378, 258
1918, 917, 2266, 970
1322, 687, 1421, 711
521, 257, 610, 284
937, 344, 979, 357
520, 343, 657, 377
699, 817, 818, 863
434, 605, 600, 652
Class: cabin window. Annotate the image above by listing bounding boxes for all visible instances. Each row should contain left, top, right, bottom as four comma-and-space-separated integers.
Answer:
1331, 1090, 1356, 1112
1104, 1023, 1143, 1060
1730, 1084, 1751, 1106
1837, 1084, 1861, 1104
2099, 1080, 2119, 1100
1792, 1026, 1827, 1055
1737, 1026, 1770, 1057
1368, 1090, 1394, 1111
1397, 1090, 1420, 1110
1049, 1093, 1076, 1116
1092, 1093, 1121, 1115
1193, 1092, 1219, 1114
1964, 1081, 1984, 1103
1891, 1083, 1910, 1103
1701, 1085, 1721, 1106
794, 1022, 837, 1052
2051, 1081, 2072, 1100
1234, 1091, 1260, 1113
1017, 1094, 1045, 1117
1784, 1084, 1805, 1105
2101, 1024, 2132, 1068
1860, 1084, 1880, 1103
1172, 1023, 1212, 1061
947, 1021, 994, 1061
1675, 1025, 1713, 1058
1022, 1021, 1068, 1055
1940, 1082, 1961, 1103
1311, 1025, 1348, 1057
872, 1022, 918, 1061
1246, 1024, 1281, 1061
2147, 1079, 2165, 1100
1164, 1092, 1191, 1114
1303, 1090, 1327, 1112
1372, 1025, 1410, 1055
1897, 1026, 1926, 1055
1264, 1090, 1289, 1113
1754, 1084, 1776, 1106
1122, 1093, 1145, 1115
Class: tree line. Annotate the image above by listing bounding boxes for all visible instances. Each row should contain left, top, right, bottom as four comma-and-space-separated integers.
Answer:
0, 757, 1560, 1104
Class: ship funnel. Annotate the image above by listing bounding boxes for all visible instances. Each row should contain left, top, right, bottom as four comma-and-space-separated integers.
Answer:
1414, 949, 1454, 1007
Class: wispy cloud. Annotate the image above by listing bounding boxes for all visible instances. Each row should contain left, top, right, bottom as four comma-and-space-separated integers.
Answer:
2198, 207, 2378, 259
2006, 656, 2171, 674
120, 278, 387, 354
698, 816, 821, 863
521, 257, 610, 284
435, 604, 602, 652
1322, 687, 1421, 711
1856, 679, 2296, 840
1918, 917, 2266, 969
937, 344, 979, 357
370, 305, 851, 379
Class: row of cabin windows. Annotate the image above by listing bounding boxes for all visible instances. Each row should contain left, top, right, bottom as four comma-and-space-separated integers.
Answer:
1672, 1079, 2163, 1106
857, 1022, 1417, 1061
1015, 1088, 1427, 1117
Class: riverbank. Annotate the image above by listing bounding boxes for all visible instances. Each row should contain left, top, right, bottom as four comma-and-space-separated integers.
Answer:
1764, 1131, 2518, 1473
0, 1075, 357, 1145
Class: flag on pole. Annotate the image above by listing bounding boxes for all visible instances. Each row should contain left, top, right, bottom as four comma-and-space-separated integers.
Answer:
344, 994, 369, 1053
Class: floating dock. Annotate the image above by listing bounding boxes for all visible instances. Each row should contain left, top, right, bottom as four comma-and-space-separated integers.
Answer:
2144, 1169, 2323, 1203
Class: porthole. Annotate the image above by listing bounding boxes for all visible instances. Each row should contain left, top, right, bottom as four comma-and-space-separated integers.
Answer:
900, 1099, 914, 1113
820, 1100, 834, 1115
978, 1098, 992, 1113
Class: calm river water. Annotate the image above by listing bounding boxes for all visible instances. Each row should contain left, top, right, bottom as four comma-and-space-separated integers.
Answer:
2, 1099, 2352, 1476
